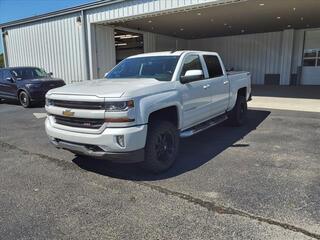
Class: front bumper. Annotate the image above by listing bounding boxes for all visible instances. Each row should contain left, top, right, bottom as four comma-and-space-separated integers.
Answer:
51, 139, 144, 163
45, 118, 147, 162
29, 84, 65, 102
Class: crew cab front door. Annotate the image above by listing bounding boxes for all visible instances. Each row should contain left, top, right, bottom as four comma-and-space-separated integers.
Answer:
179, 54, 214, 129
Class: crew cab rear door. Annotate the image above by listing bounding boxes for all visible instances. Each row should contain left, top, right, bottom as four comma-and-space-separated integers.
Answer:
202, 54, 230, 116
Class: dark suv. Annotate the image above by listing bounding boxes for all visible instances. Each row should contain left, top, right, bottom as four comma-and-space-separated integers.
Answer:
0, 67, 65, 107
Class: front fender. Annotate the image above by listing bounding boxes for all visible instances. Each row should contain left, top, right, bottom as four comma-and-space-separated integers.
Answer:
136, 90, 183, 129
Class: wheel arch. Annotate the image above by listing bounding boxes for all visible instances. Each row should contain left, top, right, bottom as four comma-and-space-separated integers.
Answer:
237, 87, 247, 98
138, 91, 183, 129
17, 88, 30, 99
228, 86, 248, 111
148, 106, 180, 129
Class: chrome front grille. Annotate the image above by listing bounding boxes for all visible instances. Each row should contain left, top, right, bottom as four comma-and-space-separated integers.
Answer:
51, 100, 105, 110
54, 115, 105, 129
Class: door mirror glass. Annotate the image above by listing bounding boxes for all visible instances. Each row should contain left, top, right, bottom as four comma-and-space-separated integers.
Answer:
180, 70, 204, 84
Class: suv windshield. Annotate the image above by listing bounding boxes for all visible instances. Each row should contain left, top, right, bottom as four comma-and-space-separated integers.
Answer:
106, 56, 180, 81
11, 68, 49, 80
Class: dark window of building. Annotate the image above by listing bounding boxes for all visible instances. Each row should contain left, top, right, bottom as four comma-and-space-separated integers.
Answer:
203, 55, 224, 78
304, 50, 317, 58
303, 58, 317, 66
303, 49, 320, 67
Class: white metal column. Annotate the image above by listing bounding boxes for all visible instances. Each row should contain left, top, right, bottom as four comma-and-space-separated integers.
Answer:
94, 24, 116, 78
280, 29, 294, 85
143, 32, 156, 53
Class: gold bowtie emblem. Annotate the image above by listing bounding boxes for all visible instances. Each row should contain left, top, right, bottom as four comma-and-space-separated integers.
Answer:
62, 109, 75, 117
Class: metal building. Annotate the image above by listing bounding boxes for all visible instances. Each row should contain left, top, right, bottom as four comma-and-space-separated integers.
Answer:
1, 0, 320, 85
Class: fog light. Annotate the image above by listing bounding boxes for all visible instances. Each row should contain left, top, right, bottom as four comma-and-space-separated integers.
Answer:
116, 135, 125, 147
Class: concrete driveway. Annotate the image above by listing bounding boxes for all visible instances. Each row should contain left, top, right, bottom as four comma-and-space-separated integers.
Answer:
249, 85, 320, 113
0, 100, 319, 239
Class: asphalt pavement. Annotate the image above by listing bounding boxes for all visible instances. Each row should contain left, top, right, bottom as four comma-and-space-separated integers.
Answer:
0, 101, 319, 239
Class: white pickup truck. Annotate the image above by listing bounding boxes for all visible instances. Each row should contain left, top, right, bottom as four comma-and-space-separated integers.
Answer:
45, 51, 251, 173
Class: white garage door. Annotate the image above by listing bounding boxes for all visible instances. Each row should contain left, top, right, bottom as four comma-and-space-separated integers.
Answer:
301, 30, 320, 85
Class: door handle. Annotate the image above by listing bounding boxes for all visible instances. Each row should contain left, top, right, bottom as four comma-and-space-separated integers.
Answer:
223, 80, 229, 85
203, 84, 210, 89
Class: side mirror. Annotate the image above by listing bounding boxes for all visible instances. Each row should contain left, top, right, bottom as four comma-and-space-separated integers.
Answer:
5, 77, 14, 83
104, 72, 109, 78
180, 70, 204, 84
49, 72, 53, 77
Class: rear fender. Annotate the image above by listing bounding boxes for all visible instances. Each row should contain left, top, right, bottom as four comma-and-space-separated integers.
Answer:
228, 73, 251, 111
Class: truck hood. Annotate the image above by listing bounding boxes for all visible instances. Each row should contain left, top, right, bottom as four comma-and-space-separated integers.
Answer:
46, 78, 167, 98
21, 77, 63, 84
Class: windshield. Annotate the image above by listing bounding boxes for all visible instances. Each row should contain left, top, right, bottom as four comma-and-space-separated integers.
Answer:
106, 56, 180, 81
10, 68, 49, 80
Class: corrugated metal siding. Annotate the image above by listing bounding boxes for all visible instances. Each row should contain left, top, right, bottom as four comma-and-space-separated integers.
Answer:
145, 31, 188, 52
155, 34, 188, 51
85, 0, 243, 24
4, 13, 86, 84
291, 29, 305, 74
188, 31, 283, 84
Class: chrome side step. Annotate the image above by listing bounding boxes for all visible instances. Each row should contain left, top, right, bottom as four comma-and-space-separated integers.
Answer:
180, 114, 228, 138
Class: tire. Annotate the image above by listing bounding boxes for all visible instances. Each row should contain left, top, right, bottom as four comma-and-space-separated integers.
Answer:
19, 91, 32, 108
142, 120, 180, 173
227, 95, 247, 126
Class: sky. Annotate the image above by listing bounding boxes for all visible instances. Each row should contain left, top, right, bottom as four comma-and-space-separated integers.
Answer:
0, 0, 97, 53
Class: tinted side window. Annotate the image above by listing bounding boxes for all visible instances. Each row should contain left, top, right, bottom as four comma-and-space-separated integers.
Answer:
203, 55, 224, 78
3, 70, 12, 80
0, 70, 3, 81
181, 55, 203, 77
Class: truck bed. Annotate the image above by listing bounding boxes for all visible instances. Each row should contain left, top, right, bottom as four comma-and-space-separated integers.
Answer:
227, 71, 249, 76
227, 71, 251, 102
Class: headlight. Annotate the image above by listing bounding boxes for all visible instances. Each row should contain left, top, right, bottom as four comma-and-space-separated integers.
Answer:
45, 98, 53, 106
105, 100, 134, 112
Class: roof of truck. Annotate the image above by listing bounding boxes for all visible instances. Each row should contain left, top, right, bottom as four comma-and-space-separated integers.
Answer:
128, 51, 218, 58
129, 51, 185, 58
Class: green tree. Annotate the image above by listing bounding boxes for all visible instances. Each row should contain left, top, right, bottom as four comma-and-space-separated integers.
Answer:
0, 53, 4, 68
